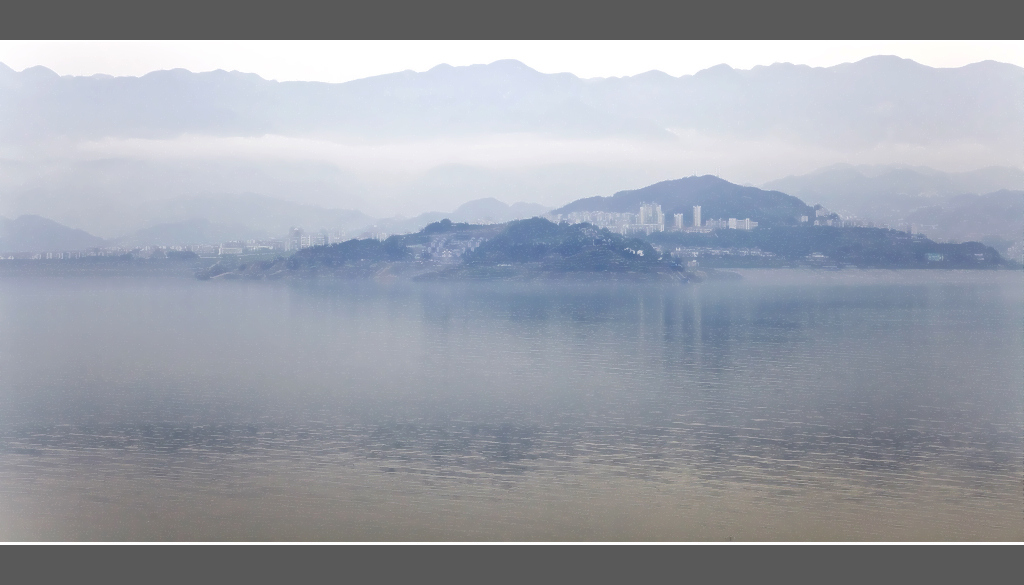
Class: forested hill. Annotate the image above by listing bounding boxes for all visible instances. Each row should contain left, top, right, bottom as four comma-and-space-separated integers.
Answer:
193, 216, 1015, 282
554, 175, 814, 227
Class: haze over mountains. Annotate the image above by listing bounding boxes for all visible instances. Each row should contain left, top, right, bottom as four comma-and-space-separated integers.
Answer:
1, 56, 1022, 239
372, 198, 551, 236
2, 172, 1020, 258
765, 164, 1024, 214
766, 164, 1024, 246
0, 196, 551, 253
0, 215, 104, 254
903, 190, 1023, 250
5, 56, 1020, 148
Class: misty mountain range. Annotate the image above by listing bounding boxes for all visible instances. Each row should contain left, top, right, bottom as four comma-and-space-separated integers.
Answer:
0, 215, 105, 254
765, 164, 1024, 216
767, 164, 1024, 246
371, 198, 551, 236
5, 56, 1020, 147
0, 196, 552, 253
904, 190, 1023, 250
1, 56, 1022, 238
4, 170, 1020, 256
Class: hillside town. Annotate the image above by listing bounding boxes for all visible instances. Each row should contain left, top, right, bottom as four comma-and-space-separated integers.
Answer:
2, 191, 1021, 267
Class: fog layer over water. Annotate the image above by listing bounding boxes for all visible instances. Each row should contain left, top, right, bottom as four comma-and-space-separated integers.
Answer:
0, 270, 1021, 540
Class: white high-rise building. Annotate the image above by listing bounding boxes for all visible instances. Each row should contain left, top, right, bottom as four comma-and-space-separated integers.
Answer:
639, 202, 664, 227
728, 218, 738, 229
674, 214, 685, 230
629, 202, 665, 234
287, 227, 303, 251
693, 206, 702, 228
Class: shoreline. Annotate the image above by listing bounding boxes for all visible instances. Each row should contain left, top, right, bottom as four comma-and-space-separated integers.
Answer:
1, 258, 1018, 283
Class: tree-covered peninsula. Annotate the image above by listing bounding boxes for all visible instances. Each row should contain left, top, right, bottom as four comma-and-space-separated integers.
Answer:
195, 215, 1011, 282
198, 218, 695, 281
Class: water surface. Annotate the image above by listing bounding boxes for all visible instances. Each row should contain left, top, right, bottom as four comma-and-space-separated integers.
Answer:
0, 270, 1021, 540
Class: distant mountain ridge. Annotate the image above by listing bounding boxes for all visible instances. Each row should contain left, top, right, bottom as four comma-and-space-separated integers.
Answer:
2, 57, 1020, 149
374, 198, 551, 235
2, 56, 1022, 228
135, 194, 375, 238
0, 195, 552, 253
764, 164, 1024, 213
112, 219, 271, 248
555, 175, 813, 226
904, 189, 1024, 249
0, 215, 105, 254
762, 164, 1024, 248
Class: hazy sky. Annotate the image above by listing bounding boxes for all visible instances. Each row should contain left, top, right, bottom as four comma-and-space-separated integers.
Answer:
1, 40, 1021, 82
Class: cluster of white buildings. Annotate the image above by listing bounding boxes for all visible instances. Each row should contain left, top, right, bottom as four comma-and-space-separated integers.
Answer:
806, 206, 953, 238
1, 250, 93, 260
3, 244, 221, 260
215, 240, 288, 255
701, 217, 757, 230
557, 203, 759, 234
1005, 241, 1024, 264
807, 207, 865, 228
402, 235, 487, 264
555, 210, 639, 234
669, 246, 775, 259
285, 228, 356, 252
218, 228, 395, 256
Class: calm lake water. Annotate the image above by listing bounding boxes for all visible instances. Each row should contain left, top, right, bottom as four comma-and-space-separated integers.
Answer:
0, 270, 1021, 541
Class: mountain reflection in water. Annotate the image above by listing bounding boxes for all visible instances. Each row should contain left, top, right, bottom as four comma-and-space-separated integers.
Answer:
0, 270, 1021, 541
